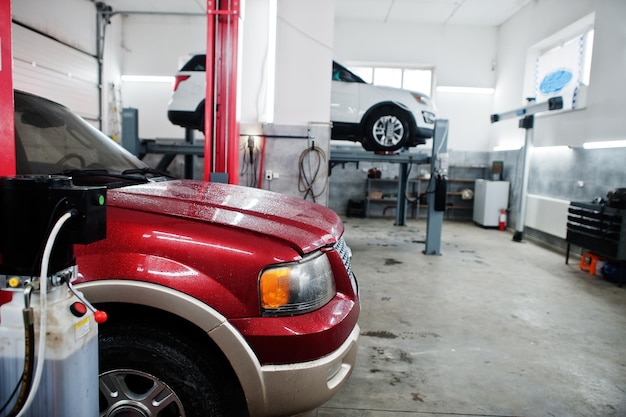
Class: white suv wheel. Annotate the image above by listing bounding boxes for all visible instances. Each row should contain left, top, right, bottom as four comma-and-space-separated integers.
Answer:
372, 115, 405, 147
364, 107, 411, 151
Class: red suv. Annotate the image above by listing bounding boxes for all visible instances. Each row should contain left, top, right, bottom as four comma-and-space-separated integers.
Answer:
3, 91, 360, 417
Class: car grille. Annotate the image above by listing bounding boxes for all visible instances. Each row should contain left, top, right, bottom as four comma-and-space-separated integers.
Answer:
334, 237, 356, 283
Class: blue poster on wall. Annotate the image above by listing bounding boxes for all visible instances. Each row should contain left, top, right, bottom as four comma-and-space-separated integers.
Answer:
539, 69, 573, 94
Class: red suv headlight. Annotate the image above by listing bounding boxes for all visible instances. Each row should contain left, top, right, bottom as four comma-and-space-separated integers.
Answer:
259, 252, 336, 316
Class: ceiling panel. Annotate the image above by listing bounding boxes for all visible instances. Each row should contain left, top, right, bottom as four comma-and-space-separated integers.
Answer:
334, 0, 532, 26
385, 1, 459, 24
102, 0, 531, 26
449, 0, 532, 25
334, 0, 399, 22
104, 0, 205, 14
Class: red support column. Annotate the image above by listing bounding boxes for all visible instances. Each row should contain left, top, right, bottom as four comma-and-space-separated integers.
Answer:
0, 0, 15, 177
0, 0, 13, 305
204, 2, 215, 180
205, 0, 240, 184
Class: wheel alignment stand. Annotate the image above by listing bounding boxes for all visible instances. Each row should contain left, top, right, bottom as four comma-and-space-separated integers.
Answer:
490, 97, 563, 242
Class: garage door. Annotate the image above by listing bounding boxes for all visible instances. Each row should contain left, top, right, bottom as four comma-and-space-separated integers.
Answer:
12, 23, 99, 123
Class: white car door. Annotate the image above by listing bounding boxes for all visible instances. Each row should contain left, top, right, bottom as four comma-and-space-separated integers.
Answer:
330, 79, 362, 124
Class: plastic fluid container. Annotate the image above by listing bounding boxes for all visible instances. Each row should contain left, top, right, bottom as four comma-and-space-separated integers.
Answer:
0, 286, 98, 416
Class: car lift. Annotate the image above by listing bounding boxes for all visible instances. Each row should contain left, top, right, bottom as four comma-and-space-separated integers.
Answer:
330, 119, 449, 256
490, 96, 563, 242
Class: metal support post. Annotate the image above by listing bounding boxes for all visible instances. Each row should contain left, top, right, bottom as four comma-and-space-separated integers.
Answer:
424, 119, 448, 255
513, 115, 534, 241
184, 128, 195, 179
0, 0, 15, 177
395, 162, 409, 226
121, 108, 139, 156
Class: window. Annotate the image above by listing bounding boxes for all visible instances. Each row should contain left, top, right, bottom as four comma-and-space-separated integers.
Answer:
525, 13, 595, 111
348, 65, 433, 96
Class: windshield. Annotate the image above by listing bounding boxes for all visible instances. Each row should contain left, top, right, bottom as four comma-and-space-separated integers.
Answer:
14, 91, 148, 177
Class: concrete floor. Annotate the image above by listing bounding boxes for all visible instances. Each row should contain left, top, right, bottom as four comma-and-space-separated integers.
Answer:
315, 218, 626, 417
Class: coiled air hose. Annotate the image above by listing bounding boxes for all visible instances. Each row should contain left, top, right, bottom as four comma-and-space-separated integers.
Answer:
298, 144, 328, 202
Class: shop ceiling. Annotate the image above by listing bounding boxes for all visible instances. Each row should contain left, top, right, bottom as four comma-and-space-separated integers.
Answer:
102, 0, 532, 26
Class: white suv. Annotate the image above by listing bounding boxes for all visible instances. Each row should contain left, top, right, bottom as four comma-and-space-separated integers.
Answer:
331, 61, 436, 152
167, 56, 437, 152
167, 54, 207, 131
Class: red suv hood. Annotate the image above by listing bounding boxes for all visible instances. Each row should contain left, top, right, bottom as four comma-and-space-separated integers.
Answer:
107, 180, 343, 254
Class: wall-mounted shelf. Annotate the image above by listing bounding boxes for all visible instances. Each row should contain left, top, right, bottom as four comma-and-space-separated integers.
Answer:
364, 165, 489, 219
415, 165, 489, 219
366, 178, 420, 218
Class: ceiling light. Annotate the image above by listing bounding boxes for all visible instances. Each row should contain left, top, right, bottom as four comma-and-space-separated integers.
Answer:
535, 146, 570, 151
493, 144, 522, 151
582, 140, 626, 149
436, 86, 495, 94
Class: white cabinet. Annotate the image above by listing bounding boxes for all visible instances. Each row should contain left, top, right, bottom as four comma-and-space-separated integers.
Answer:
473, 180, 510, 227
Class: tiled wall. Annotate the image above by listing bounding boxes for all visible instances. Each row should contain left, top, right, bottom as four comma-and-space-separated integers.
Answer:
329, 145, 626, 248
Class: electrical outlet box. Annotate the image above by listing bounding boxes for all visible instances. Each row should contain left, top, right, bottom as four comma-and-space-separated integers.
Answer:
273, 172, 279, 179
265, 170, 273, 180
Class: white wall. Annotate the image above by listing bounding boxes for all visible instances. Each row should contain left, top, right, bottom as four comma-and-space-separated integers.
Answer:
239, 0, 272, 130
273, 0, 334, 125
491, 0, 626, 149
117, 13, 205, 139
434, 91, 494, 152
332, 21, 498, 151
240, 0, 334, 127
249, 0, 334, 203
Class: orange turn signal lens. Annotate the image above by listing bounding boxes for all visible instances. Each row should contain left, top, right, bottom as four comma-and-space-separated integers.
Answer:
260, 267, 291, 309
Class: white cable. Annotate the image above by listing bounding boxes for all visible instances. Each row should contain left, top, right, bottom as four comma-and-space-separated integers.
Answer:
17, 211, 74, 417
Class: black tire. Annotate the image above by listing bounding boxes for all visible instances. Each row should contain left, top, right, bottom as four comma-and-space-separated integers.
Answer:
98, 321, 247, 417
363, 106, 411, 152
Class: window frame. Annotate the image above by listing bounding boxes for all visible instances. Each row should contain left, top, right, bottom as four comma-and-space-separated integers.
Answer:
523, 12, 595, 112
344, 64, 434, 96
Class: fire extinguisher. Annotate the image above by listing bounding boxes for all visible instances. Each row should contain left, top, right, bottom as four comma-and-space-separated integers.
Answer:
499, 209, 507, 231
